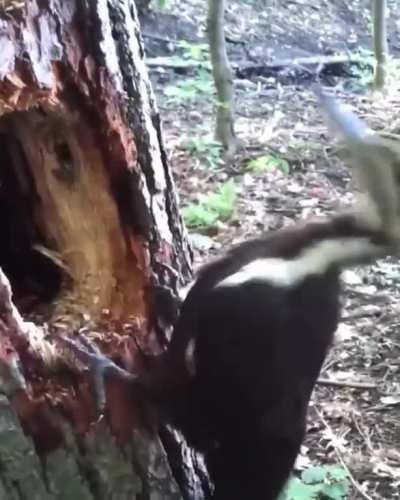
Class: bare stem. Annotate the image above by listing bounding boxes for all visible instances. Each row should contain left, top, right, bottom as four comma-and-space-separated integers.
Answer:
207, 0, 236, 156
373, 0, 388, 90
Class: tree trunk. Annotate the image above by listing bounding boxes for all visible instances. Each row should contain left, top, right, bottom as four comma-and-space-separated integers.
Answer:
0, 1, 210, 498
372, 0, 388, 90
136, 0, 153, 14
207, 0, 236, 157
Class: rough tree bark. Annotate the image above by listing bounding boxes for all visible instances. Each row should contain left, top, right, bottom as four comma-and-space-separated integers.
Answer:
0, 1, 210, 498
207, 0, 236, 157
372, 0, 388, 90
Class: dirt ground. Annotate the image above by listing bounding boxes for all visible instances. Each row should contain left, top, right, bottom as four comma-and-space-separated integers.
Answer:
141, 1, 400, 498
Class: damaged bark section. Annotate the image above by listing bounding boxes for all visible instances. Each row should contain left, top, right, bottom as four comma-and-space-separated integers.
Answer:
0, 1, 206, 498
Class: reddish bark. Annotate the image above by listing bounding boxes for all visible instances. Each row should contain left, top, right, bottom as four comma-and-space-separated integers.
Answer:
0, 1, 207, 498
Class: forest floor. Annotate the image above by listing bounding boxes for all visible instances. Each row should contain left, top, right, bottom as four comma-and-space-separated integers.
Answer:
141, 1, 400, 498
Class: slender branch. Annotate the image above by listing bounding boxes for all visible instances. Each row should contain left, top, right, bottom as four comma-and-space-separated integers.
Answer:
372, 0, 389, 90
207, 0, 236, 156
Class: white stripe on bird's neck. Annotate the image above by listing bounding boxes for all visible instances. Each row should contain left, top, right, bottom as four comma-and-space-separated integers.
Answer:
215, 237, 381, 289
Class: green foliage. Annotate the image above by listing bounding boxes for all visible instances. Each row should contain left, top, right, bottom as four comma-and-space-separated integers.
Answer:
154, 0, 168, 7
182, 136, 222, 169
205, 179, 237, 218
278, 465, 350, 500
165, 69, 214, 104
165, 41, 213, 104
177, 41, 210, 67
183, 179, 237, 228
302, 466, 332, 484
349, 48, 400, 93
182, 204, 219, 228
279, 477, 321, 500
246, 153, 290, 174
164, 80, 203, 103
349, 48, 374, 90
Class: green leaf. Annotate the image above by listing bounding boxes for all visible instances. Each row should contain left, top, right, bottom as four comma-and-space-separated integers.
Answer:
177, 41, 209, 62
279, 466, 349, 500
320, 481, 349, 499
246, 153, 290, 174
301, 466, 328, 484
282, 477, 320, 500
182, 205, 217, 228
181, 136, 222, 170
182, 180, 237, 229
204, 180, 237, 218
195, 78, 214, 93
164, 84, 199, 103
325, 466, 349, 482
182, 138, 208, 155
164, 71, 213, 104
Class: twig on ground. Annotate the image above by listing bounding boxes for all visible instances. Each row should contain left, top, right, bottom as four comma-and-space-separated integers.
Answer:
286, 0, 320, 10
268, 208, 300, 217
146, 57, 197, 70
368, 403, 400, 411
351, 412, 374, 453
321, 357, 339, 373
342, 311, 381, 321
142, 33, 177, 44
225, 35, 245, 45
315, 405, 374, 500
317, 378, 377, 390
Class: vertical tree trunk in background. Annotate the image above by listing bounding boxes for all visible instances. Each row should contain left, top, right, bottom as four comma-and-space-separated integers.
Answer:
372, 0, 388, 90
0, 1, 210, 498
136, 0, 153, 13
207, 0, 236, 157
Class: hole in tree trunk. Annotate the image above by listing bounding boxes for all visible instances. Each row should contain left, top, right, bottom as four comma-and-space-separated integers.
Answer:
0, 120, 63, 313
0, 107, 147, 326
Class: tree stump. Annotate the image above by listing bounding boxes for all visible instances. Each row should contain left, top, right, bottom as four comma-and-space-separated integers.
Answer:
0, 1, 209, 498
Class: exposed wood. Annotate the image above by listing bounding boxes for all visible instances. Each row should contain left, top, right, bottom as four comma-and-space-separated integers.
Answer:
0, 0, 209, 498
